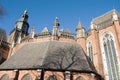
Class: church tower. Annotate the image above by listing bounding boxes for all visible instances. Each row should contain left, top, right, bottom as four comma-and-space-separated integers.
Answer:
76, 21, 86, 52
8, 10, 29, 47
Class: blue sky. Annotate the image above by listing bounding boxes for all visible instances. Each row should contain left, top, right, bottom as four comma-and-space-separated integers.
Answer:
0, 0, 120, 37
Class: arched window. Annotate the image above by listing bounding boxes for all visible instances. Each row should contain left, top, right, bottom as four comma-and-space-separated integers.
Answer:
87, 42, 93, 62
47, 75, 57, 80
0, 74, 9, 80
103, 33, 119, 80
21, 74, 32, 80
76, 76, 84, 80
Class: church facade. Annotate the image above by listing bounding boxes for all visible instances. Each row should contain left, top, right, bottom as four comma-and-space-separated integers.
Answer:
0, 9, 120, 80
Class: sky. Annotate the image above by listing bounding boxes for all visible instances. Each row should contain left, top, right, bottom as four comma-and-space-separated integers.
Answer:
0, 0, 120, 37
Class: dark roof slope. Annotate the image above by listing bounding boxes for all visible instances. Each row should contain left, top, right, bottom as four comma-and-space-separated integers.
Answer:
0, 41, 95, 72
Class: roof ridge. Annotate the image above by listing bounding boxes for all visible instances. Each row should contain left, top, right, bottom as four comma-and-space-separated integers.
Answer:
93, 9, 119, 22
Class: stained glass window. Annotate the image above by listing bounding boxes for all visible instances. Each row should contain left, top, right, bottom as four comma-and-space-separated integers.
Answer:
47, 75, 57, 80
76, 76, 84, 80
21, 74, 31, 80
87, 42, 93, 62
0, 74, 9, 80
103, 33, 119, 80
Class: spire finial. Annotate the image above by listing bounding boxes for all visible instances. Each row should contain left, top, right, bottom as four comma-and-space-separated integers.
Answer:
76, 21, 83, 29
24, 9, 28, 14
54, 17, 60, 27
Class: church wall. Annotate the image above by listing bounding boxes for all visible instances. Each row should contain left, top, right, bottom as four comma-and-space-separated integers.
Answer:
76, 38, 86, 53
113, 21, 120, 44
0, 70, 100, 80
59, 37, 75, 42
85, 29, 104, 77
98, 24, 120, 80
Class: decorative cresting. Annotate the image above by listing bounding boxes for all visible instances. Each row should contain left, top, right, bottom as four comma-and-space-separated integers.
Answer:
38, 27, 51, 37
103, 33, 119, 80
0, 74, 9, 80
21, 73, 32, 80
87, 42, 93, 62
76, 76, 84, 80
47, 75, 58, 80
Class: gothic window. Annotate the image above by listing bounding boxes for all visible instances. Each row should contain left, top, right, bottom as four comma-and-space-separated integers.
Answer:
103, 33, 119, 80
76, 76, 84, 80
0, 74, 9, 80
87, 42, 93, 62
47, 75, 57, 80
21, 74, 32, 80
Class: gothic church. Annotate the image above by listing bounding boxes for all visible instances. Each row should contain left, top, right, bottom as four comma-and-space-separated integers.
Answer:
0, 9, 120, 80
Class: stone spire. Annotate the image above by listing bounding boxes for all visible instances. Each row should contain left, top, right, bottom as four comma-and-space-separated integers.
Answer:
18, 9, 28, 23
76, 21, 85, 38
53, 17, 60, 27
52, 17, 60, 36
76, 21, 84, 31
24, 9, 27, 15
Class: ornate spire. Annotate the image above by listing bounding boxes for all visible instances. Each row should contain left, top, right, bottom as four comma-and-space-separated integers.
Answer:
53, 17, 60, 27
23, 9, 28, 15
76, 21, 84, 31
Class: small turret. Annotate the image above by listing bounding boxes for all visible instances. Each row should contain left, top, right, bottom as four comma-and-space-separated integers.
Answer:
76, 21, 85, 38
52, 17, 60, 40
76, 21, 86, 53
90, 21, 97, 30
30, 26, 35, 38
112, 9, 118, 21
53, 17, 60, 27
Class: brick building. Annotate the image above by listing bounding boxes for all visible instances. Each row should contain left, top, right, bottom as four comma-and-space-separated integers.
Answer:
0, 9, 120, 80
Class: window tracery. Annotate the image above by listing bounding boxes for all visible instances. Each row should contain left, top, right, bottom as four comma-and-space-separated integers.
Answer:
87, 42, 93, 62
103, 33, 119, 80
21, 74, 32, 80
47, 75, 57, 80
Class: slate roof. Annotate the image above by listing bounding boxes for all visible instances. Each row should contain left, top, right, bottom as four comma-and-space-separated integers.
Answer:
92, 9, 120, 25
0, 41, 95, 72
